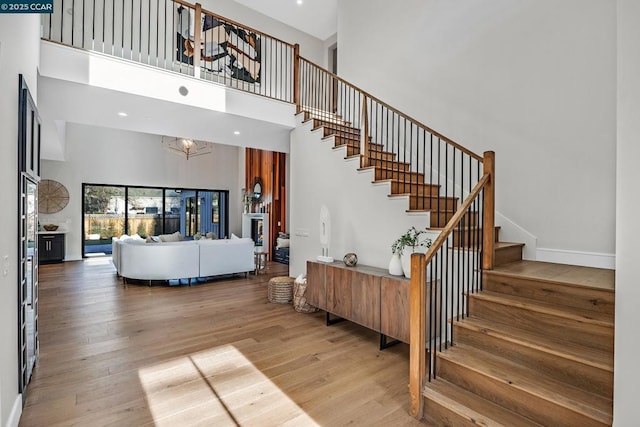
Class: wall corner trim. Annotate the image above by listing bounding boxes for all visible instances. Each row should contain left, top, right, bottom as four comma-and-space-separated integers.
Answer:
536, 247, 615, 270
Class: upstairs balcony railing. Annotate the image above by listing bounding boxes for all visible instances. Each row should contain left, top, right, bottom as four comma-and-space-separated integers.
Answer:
42, 2, 496, 421
43, 0, 294, 101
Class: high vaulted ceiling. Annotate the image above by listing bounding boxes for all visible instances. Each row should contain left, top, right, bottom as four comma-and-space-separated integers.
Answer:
232, 0, 337, 41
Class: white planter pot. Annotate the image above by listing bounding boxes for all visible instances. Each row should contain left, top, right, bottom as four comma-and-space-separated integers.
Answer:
401, 248, 429, 279
401, 250, 414, 279
388, 253, 403, 276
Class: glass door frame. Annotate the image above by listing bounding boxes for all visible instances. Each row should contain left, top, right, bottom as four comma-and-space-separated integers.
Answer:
17, 74, 40, 402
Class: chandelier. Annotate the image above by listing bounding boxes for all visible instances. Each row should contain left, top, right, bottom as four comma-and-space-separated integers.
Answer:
162, 136, 212, 159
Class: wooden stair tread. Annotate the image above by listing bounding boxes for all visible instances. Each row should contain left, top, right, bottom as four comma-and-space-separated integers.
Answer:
489, 260, 614, 292
388, 194, 458, 202
439, 344, 613, 424
469, 291, 614, 327
423, 379, 543, 427
456, 317, 613, 371
495, 242, 525, 250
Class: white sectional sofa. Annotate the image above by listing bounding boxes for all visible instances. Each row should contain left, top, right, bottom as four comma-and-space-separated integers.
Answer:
112, 235, 255, 285
198, 238, 255, 277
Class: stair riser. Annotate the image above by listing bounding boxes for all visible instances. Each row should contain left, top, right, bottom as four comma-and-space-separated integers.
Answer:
345, 147, 397, 161
494, 245, 524, 266
344, 145, 397, 160
428, 210, 476, 226
332, 135, 382, 148
411, 197, 459, 212
436, 357, 610, 427
363, 158, 410, 171
374, 169, 424, 183
450, 228, 500, 247
483, 273, 615, 315
321, 126, 360, 139
454, 324, 613, 398
469, 297, 614, 353
390, 181, 439, 196
313, 118, 360, 133
423, 398, 483, 427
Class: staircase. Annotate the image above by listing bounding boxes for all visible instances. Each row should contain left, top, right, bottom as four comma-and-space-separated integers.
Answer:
423, 260, 615, 426
299, 94, 614, 427
301, 110, 614, 426
301, 112, 522, 266
298, 62, 614, 426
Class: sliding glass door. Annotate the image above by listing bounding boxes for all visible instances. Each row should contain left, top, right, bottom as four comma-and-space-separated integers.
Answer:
82, 184, 229, 256
83, 185, 125, 256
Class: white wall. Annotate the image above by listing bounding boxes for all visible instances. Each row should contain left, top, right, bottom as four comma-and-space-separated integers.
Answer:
0, 14, 41, 427
336, 0, 616, 262
41, 123, 243, 261
289, 116, 439, 277
615, 1, 640, 424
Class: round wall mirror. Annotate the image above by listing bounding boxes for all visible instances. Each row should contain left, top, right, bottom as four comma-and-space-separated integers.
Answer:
252, 178, 263, 202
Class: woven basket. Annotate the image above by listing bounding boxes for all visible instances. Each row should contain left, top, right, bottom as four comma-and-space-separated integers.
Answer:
293, 278, 318, 313
268, 276, 294, 304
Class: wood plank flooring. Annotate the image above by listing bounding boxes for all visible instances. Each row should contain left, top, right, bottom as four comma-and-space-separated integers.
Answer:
19, 258, 428, 426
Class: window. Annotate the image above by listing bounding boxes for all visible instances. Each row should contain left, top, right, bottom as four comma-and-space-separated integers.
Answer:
82, 184, 229, 256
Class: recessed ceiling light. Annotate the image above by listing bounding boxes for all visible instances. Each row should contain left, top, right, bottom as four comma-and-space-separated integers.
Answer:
234, 131, 240, 135
117, 112, 128, 117
296, 0, 302, 4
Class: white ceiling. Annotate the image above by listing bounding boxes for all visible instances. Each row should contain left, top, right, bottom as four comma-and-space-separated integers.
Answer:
232, 0, 337, 41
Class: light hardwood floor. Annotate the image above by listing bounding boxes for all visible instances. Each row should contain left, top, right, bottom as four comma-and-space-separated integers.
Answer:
19, 258, 428, 426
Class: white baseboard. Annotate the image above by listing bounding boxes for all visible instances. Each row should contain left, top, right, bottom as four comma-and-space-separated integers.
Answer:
7, 394, 22, 427
536, 248, 615, 270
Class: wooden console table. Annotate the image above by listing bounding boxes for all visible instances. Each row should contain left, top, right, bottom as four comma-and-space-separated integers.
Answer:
306, 260, 440, 348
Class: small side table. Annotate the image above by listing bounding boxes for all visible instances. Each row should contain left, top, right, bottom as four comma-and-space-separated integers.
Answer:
254, 250, 267, 274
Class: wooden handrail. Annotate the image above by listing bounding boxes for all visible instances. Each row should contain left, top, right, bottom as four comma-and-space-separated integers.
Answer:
422, 173, 490, 265
298, 56, 483, 162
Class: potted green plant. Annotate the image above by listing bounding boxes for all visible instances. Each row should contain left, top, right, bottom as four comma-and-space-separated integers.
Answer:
391, 226, 432, 278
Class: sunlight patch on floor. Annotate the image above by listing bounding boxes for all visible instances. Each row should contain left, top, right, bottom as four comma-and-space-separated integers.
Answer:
138, 344, 319, 426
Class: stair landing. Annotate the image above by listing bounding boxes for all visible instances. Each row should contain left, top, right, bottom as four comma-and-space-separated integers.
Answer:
491, 260, 615, 291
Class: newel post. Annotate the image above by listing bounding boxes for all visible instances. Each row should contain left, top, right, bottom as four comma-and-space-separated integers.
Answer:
482, 151, 495, 270
293, 44, 300, 112
361, 97, 370, 167
193, 3, 202, 78
409, 252, 426, 419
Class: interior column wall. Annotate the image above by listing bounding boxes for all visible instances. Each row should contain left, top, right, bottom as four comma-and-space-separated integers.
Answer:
615, 0, 640, 424
0, 15, 41, 427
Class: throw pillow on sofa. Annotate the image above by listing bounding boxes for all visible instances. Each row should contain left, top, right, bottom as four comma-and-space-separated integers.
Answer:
159, 231, 184, 242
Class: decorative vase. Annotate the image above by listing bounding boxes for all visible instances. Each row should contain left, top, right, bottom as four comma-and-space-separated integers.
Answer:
388, 253, 403, 276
